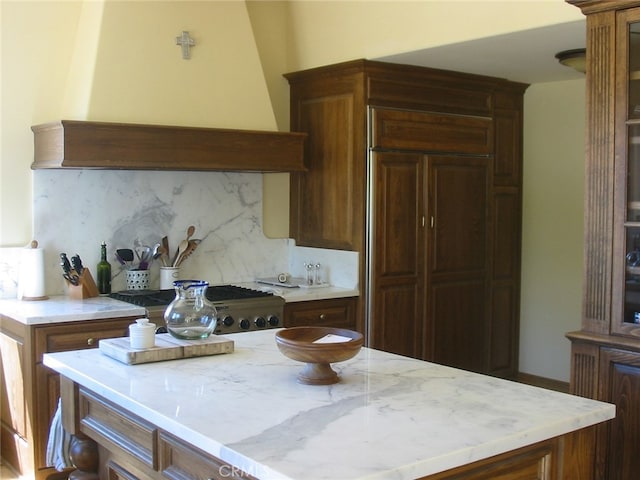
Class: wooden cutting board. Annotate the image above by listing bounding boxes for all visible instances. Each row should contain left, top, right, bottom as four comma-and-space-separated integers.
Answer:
99, 333, 234, 365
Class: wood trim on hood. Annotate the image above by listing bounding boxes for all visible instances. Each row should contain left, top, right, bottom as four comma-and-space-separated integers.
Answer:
31, 120, 307, 172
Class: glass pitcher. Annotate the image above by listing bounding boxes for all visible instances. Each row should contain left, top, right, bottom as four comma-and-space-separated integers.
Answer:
164, 280, 217, 339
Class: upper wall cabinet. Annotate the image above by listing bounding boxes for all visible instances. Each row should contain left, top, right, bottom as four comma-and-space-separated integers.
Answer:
31, 120, 307, 172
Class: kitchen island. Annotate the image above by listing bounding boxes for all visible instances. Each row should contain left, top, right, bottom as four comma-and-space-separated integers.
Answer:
44, 329, 614, 480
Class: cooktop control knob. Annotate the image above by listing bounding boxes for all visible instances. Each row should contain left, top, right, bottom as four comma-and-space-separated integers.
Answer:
239, 318, 250, 330
254, 316, 266, 328
222, 315, 234, 327
268, 315, 280, 327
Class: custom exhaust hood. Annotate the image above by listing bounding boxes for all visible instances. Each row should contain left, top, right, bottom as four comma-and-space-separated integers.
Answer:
31, 120, 307, 172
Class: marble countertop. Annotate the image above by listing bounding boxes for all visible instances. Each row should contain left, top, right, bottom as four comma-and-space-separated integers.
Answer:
0, 296, 146, 325
44, 329, 614, 480
0, 284, 358, 326
243, 282, 359, 302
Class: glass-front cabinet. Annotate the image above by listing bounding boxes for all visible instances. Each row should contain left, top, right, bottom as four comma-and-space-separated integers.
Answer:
618, 9, 640, 333
568, 2, 640, 479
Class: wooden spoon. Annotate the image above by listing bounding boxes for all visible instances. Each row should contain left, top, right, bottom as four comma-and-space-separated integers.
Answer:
186, 225, 196, 240
176, 240, 198, 267
172, 239, 188, 267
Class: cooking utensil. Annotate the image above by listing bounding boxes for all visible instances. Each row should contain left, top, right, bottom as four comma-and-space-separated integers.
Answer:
60, 253, 79, 286
116, 249, 134, 267
154, 245, 168, 266
172, 239, 189, 267
136, 245, 152, 270
175, 239, 198, 267
70, 254, 84, 275
186, 225, 196, 240
60, 253, 72, 274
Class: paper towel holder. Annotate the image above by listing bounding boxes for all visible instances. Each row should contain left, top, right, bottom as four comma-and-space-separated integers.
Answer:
19, 240, 49, 301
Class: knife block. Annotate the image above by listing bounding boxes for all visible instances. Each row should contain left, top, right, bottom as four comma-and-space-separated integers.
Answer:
67, 268, 99, 300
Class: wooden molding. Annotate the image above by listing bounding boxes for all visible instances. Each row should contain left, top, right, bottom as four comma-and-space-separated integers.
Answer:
31, 120, 307, 172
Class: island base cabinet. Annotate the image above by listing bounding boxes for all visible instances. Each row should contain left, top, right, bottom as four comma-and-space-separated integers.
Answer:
63, 380, 257, 480
62, 377, 597, 480
424, 427, 595, 480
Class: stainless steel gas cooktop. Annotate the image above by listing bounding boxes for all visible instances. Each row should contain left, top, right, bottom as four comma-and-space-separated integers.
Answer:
109, 285, 284, 334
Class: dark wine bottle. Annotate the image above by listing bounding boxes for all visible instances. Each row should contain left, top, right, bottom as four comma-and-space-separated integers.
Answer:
97, 241, 111, 294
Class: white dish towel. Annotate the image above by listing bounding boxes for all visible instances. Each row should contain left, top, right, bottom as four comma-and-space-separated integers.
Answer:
46, 398, 73, 471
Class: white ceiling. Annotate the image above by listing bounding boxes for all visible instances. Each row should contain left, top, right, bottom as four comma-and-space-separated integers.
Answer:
376, 19, 586, 85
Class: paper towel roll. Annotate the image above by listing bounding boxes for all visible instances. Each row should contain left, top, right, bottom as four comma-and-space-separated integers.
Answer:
18, 245, 47, 300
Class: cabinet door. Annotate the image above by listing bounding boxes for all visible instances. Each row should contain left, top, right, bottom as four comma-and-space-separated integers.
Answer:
288, 73, 366, 251
427, 155, 490, 371
615, 8, 640, 336
370, 151, 425, 358
0, 327, 30, 471
34, 318, 136, 473
598, 348, 640, 480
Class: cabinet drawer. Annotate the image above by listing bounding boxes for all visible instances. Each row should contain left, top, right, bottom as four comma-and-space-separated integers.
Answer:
34, 317, 135, 363
372, 108, 493, 155
159, 431, 256, 480
284, 298, 357, 329
79, 388, 156, 471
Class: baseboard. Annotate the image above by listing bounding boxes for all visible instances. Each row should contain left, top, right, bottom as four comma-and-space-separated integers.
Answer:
514, 372, 570, 394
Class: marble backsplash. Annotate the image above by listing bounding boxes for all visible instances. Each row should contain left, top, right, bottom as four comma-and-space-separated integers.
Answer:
0, 169, 358, 298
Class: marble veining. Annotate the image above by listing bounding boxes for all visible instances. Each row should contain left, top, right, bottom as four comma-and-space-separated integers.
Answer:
44, 330, 615, 480
0, 170, 359, 299
34, 169, 288, 294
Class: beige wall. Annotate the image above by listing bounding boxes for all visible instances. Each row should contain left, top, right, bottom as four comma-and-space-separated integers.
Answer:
1, 0, 277, 246
2, 0, 586, 381
521, 79, 585, 381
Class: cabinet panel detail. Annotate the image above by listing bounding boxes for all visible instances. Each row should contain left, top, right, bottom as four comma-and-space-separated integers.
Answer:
372, 283, 422, 359
599, 348, 640, 480
159, 431, 256, 480
582, 19, 615, 332
431, 280, 487, 372
284, 298, 357, 330
494, 108, 521, 186
489, 284, 517, 375
373, 152, 422, 276
368, 77, 492, 116
370, 152, 424, 358
429, 157, 489, 277
290, 92, 360, 250
79, 388, 156, 470
492, 191, 521, 280
372, 108, 492, 155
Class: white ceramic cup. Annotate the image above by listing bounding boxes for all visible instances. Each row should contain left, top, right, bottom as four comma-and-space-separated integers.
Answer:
129, 318, 156, 349
160, 267, 180, 289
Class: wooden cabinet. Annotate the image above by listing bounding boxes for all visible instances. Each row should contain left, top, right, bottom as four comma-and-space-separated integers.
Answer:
566, 1, 640, 478
286, 60, 525, 375
60, 380, 256, 480
0, 314, 136, 480
60, 375, 598, 480
284, 297, 357, 330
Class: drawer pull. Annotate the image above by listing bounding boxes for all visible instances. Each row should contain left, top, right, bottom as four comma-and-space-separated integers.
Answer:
319, 314, 325, 320
87, 338, 95, 346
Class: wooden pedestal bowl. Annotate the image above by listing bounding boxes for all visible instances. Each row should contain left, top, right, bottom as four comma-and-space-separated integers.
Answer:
275, 327, 364, 385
